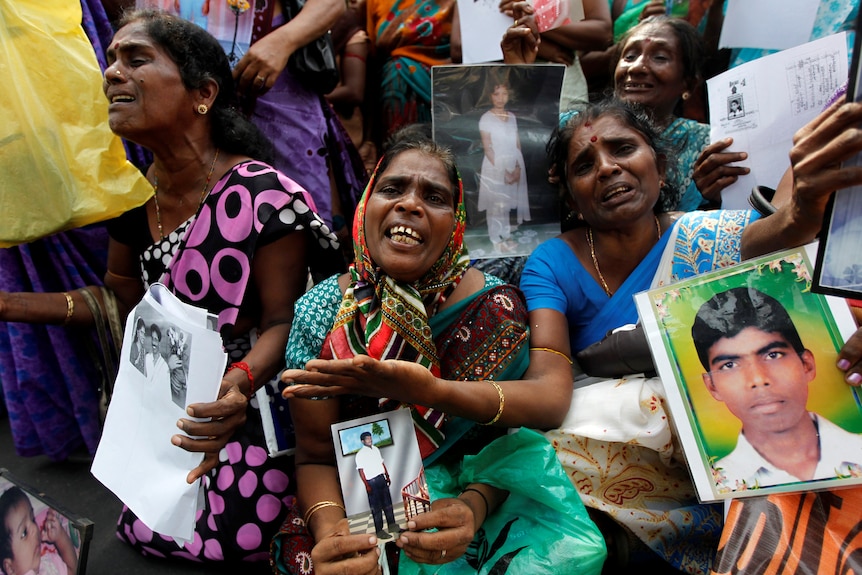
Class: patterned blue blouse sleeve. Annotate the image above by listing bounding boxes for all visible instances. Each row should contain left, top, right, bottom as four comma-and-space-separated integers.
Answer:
284, 275, 342, 369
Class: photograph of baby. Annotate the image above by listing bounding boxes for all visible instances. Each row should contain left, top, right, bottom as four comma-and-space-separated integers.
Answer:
331, 409, 426, 539
637, 248, 862, 501
0, 469, 92, 575
432, 64, 565, 259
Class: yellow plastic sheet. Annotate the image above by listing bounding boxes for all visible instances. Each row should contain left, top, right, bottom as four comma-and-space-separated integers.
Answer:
0, 0, 152, 247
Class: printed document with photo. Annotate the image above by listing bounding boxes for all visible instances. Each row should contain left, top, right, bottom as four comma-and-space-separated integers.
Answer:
636, 245, 861, 502
706, 33, 847, 209
91, 283, 227, 541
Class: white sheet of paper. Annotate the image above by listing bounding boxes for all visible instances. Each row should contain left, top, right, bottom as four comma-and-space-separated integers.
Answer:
459, 0, 512, 64
706, 33, 847, 209
719, 0, 819, 51
91, 284, 226, 542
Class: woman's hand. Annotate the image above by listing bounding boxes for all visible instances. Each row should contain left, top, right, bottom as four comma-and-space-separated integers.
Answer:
500, 2, 539, 65
233, 30, 292, 95
693, 138, 750, 203
173, 381, 248, 483
639, 0, 667, 20
312, 518, 382, 575
839, 325, 862, 386
396, 498, 476, 564
282, 355, 439, 404
787, 97, 862, 215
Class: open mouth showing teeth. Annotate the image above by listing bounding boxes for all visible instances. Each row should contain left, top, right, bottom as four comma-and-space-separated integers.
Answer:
388, 225, 423, 245
624, 82, 652, 90
111, 95, 135, 103
603, 184, 631, 201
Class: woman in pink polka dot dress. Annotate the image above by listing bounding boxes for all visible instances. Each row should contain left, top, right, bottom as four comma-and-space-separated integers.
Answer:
97, 10, 343, 567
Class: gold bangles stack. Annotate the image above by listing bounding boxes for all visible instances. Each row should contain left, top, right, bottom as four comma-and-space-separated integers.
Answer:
303, 500, 346, 526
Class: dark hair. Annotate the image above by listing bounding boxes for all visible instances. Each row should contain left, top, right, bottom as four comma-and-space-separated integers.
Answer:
360, 431, 372, 440
150, 323, 162, 341
691, 287, 807, 371
0, 487, 33, 563
547, 98, 680, 214
612, 16, 704, 91
135, 317, 146, 332
118, 9, 274, 163
377, 125, 460, 204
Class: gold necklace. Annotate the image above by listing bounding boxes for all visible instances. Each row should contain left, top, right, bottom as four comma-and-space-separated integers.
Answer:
152, 149, 220, 240
586, 215, 662, 297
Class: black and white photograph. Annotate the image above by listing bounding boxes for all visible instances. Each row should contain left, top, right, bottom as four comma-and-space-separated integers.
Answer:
330, 409, 426, 540
128, 304, 193, 409
432, 64, 565, 259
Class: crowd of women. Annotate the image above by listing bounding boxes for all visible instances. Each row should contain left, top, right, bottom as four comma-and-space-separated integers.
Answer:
3, 0, 862, 574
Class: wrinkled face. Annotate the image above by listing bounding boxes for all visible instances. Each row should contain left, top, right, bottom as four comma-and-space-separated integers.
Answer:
703, 328, 816, 437
565, 114, 663, 229
364, 150, 456, 283
103, 21, 194, 145
2, 500, 41, 575
491, 85, 509, 109
614, 23, 689, 121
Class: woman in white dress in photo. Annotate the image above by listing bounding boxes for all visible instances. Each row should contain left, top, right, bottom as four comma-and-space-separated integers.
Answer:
477, 82, 531, 253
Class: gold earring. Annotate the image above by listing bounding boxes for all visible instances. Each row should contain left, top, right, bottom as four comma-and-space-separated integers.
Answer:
682, 91, 691, 101
197, 104, 209, 115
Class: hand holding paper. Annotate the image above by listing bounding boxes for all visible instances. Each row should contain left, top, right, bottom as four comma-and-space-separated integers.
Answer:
172, 383, 249, 483
91, 284, 227, 541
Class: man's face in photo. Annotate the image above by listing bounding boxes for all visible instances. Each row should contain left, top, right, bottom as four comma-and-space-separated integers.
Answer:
703, 327, 816, 436
361, 435, 372, 447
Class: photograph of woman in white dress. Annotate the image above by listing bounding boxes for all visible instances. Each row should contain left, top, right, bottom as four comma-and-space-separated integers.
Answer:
477, 82, 531, 254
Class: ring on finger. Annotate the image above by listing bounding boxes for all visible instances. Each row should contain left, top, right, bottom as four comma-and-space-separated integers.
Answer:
255, 75, 266, 86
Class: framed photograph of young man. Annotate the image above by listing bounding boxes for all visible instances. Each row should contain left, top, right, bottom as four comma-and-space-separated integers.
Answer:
635, 246, 862, 501
431, 64, 565, 259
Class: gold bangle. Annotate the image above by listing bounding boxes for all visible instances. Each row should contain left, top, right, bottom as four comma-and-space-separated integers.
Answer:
529, 346, 573, 364
303, 500, 346, 526
480, 380, 505, 426
62, 292, 74, 325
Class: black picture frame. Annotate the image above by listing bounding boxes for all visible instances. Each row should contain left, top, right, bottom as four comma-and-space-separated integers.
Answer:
812, 14, 862, 299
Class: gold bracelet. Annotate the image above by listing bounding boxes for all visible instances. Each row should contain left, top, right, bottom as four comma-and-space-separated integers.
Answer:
62, 292, 74, 326
480, 380, 505, 426
303, 500, 346, 526
529, 346, 573, 365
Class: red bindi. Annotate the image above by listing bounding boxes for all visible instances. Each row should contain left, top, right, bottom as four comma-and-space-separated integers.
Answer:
590, 135, 597, 142
584, 121, 591, 127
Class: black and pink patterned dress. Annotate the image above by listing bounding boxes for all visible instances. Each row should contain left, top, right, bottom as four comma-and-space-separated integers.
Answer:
108, 160, 341, 564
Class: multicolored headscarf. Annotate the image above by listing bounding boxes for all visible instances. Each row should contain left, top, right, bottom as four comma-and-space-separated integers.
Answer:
320, 151, 469, 457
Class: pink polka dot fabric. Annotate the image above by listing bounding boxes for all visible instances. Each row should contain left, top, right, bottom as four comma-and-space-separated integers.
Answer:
115, 161, 336, 565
